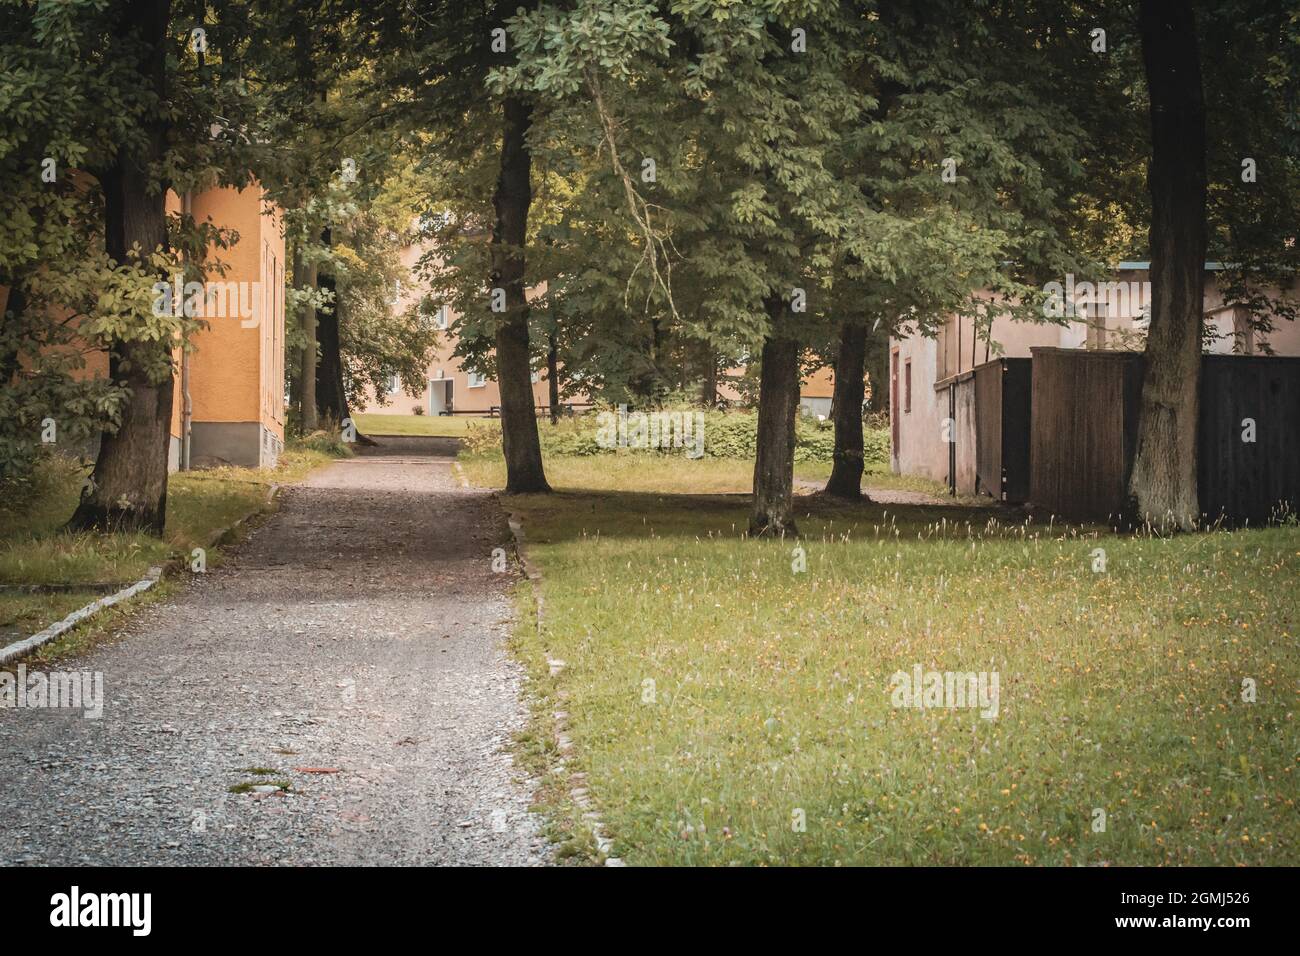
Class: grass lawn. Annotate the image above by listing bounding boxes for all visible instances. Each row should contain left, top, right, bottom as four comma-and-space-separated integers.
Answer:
354, 412, 498, 437
460, 451, 948, 498
478, 456, 1299, 865
0, 445, 337, 650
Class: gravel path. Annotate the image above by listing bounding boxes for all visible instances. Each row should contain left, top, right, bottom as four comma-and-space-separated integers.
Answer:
0, 436, 551, 866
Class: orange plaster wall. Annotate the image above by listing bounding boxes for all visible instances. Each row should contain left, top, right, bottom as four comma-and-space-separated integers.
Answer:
802, 366, 834, 399
185, 185, 281, 431
259, 198, 286, 441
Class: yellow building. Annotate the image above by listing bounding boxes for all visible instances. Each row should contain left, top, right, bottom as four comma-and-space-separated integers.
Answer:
356, 241, 568, 417
4, 181, 285, 471
172, 185, 286, 469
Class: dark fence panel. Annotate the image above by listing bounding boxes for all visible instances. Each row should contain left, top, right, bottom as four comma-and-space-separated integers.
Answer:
1027, 350, 1298, 525
974, 358, 1032, 502
1029, 348, 1142, 521
1199, 356, 1300, 525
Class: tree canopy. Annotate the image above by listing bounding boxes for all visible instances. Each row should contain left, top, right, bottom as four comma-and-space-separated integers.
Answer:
1, 0, 1294, 531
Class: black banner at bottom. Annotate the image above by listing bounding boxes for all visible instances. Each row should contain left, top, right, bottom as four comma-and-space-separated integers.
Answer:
0, 865, 1285, 941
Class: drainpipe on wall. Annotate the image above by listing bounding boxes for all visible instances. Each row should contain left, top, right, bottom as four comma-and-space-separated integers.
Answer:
181, 191, 193, 471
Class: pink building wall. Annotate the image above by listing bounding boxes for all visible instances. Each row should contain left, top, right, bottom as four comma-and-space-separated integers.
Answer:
891, 269, 1299, 485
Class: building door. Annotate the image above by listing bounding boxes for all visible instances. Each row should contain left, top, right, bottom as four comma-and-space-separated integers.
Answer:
429, 379, 454, 415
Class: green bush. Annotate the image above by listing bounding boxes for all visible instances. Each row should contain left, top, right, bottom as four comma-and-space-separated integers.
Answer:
293, 430, 355, 459
461, 407, 890, 467
461, 420, 506, 456
794, 417, 836, 463
863, 426, 890, 468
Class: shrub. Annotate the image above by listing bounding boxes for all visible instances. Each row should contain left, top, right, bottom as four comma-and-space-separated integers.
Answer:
295, 429, 355, 458
454, 404, 891, 470
863, 426, 890, 468
0, 450, 79, 519
458, 406, 890, 466
461, 420, 504, 456
412, 404, 425, 415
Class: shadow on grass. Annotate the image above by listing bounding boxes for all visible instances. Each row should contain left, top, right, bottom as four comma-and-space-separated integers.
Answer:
502, 486, 1068, 545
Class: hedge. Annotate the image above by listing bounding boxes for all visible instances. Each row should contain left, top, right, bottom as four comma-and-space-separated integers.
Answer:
461, 408, 889, 467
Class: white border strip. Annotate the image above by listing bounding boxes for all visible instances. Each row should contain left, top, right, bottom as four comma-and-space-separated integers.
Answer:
0, 481, 282, 668
0, 566, 162, 667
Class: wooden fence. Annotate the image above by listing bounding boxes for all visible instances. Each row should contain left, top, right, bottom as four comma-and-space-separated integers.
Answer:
1027, 349, 1300, 525
1198, 356, 1300, 525
1029, 348, 1143, 522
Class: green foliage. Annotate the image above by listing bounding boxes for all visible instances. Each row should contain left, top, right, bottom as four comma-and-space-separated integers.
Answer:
295, 429, 356, 459
462, 407, 889, 466
331, 179, 442, 405
0, 0, 268, 483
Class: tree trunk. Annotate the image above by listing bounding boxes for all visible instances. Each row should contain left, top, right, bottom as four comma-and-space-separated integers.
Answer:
314, 267, 346, 425
700, 340, 717, 407
296, 251, 318, 432
68, 0, 173, 535
749, 304, 800, 537
1128, 0, 1207, 531
1, 284, 25, 386
491, 94, 549, 493
825, 322, 870, 500
547, 332, 559, 424
288, 248, 303, 417
864, 328, 889, 413
315, 265, 375, 445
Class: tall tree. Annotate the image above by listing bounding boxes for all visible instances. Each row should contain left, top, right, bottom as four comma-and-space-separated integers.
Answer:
1126, 0, 1207, 530
500, 1, 1094, 530
346, 0, 550, 488
750, 302, 801, 533
491, 93, 550, 492
68, 0, 175, 533
824, 321, 868, 499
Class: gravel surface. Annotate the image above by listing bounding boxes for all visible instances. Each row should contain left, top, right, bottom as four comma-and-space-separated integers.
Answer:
0, 436, 552, 866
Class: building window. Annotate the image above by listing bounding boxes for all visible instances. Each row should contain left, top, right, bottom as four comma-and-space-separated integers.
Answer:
903, 359, 912, 413
387, 374, 400, 395
417, 302, 448, 332
467, 371, 486, 388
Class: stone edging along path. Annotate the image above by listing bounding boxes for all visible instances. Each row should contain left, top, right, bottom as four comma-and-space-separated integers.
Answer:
450, 461, 625, 867
0, 483, 281, 667
505, 511, 624, 867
